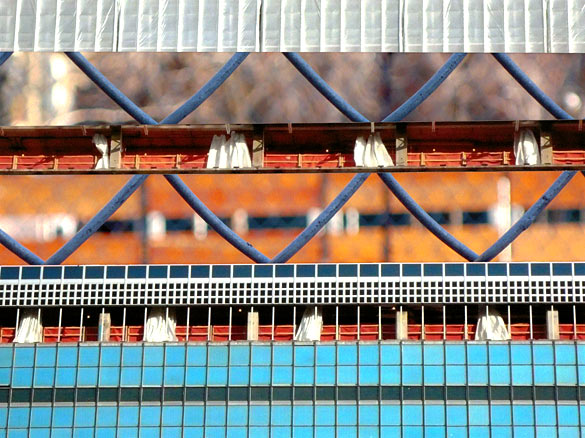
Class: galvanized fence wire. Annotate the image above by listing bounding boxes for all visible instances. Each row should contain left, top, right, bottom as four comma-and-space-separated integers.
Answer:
0, 51, 582, 265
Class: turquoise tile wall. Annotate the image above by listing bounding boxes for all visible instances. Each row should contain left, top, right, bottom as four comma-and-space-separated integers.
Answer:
0, 342, 583, 438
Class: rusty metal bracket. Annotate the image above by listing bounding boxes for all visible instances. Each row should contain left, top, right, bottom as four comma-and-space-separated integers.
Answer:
252, 126, 264, 168
395, 124, 408, 166
109, 125, 123, 169
540, 123, 553, 165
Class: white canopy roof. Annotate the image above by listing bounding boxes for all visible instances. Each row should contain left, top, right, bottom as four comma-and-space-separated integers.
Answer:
1, 0, 584, 52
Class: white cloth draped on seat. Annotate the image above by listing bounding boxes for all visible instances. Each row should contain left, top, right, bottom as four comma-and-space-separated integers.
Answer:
514, 129, 541, 165
475, 306, 511, 341
295, 307, 323, 341
206, 133, 252, 169
354, 133, 394, 168
144, 308, 178, 342
14, 310, 43, 343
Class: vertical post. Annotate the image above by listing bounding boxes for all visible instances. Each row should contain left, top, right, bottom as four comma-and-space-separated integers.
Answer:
442, 305, 446, 340
529, 305, 533, 340
357, 305, 360, 341
143, 308, 148, 341
122, 307, 127, 342
186, 307, 190, 342
396, 306, 408, 340
38, 308, 42, 342
485, 305, 489, 340
421, 305, 425, 340
15, 308, 20, 342
207, 307, 212, 342
292, 306, 296, 340
335, 306, 339, 341
546, 305, 560, 340
378, 306, 382, 341
464, 305, 468, 340
229, 306, 232, 342
78, 307, 84, 342
98, 309, 111, 342
57, 307, 62, 343
247, 310, 259, 341
573, 305, 578, 340
271, 306, 275, 341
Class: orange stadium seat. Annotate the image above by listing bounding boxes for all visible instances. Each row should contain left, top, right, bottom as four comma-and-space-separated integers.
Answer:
175, 326, 188, 341
126, 326, 144, 342
382, 325, 396, 340
258, 325, 274, 341
321, 325, 336, 341
423, 325, 445, 340
0, 328, 14, 343
274, 325, 294, 341
84, 327, 99, 341
509, 324, 547, 340
339, 325, 358, 340
43, 327, 82, 343
109, 326, 125, 342
359, 324, 379, 340
188, 326, 210, 342
407, 324, 423, 341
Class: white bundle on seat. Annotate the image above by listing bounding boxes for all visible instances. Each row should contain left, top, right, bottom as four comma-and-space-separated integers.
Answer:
514, 129, 540, 165
144, 308, 178, 342
206, 135, 225, 169
14, 310, 43, 343
206, 133, 252, 169
354, 136, 366, 166
475, 306, 511, 341
230, 133, 252, 168
93, 134, 109, 169
354, 133, 394, 167
294, 307, 323, 341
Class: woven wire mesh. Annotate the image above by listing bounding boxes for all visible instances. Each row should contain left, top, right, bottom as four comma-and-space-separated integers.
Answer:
0, 52, 583, 265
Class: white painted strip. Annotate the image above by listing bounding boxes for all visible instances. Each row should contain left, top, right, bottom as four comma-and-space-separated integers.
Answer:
1, 0, 585, 52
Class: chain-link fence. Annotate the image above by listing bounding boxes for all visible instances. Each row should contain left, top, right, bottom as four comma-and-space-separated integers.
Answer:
1, 53, 584, 264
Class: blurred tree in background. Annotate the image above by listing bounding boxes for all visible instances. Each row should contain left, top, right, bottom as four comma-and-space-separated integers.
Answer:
4, 53, 585, 125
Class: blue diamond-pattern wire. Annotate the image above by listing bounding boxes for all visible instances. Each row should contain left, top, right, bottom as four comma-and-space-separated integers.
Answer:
0, 52, 582, 265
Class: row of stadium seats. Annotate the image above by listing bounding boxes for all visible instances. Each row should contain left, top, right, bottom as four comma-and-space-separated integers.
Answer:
1, 324, 584, 343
